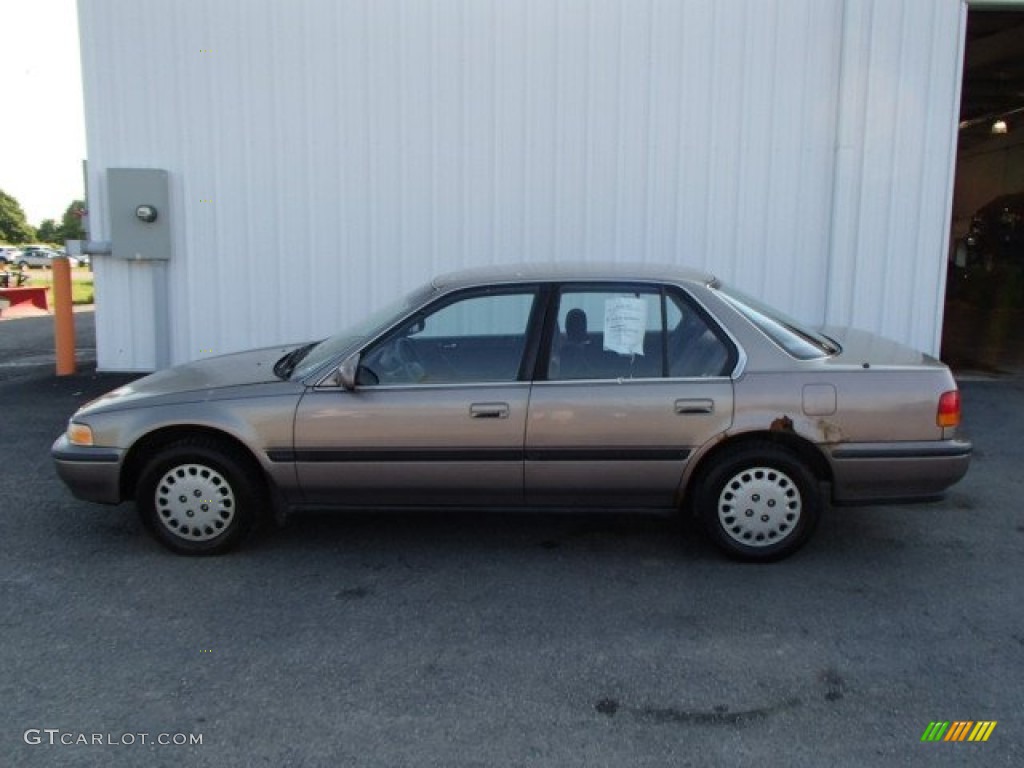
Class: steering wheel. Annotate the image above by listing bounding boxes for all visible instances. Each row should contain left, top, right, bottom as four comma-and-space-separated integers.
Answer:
386, 338, 426, 382
366, 335, 428, 384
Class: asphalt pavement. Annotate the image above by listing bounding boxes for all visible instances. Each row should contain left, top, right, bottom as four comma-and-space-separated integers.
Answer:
0, 310, 1021, 767
0, 305, 96, 380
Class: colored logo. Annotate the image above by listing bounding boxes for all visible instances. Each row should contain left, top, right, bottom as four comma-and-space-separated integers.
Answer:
921, 721, 997, 742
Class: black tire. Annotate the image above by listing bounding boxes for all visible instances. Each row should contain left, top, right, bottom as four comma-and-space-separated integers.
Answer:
18, 261, 29, 270
696, 442, 821, 562
136, 437, 264, 555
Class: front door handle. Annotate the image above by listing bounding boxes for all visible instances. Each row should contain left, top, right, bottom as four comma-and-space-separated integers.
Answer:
675, 398, 714, 414
470, 402, 510, 419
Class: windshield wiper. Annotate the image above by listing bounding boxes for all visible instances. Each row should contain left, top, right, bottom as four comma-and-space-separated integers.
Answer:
273, 342, 316, 380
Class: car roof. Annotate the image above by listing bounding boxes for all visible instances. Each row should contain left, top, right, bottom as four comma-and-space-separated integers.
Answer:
431, 262, 717, 291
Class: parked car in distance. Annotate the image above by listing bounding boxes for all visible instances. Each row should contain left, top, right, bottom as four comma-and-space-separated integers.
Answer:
963, 191, 1024, 266
0, 246, 23, 265
52, 264, 971, 561
16, 247, 80, 269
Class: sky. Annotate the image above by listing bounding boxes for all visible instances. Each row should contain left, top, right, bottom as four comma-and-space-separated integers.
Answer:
0, 0, 86, 227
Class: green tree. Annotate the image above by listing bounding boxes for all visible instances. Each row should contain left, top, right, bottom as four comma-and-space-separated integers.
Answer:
57, 199, 87, 242
0, 189, 35, 244
36, 218, 59, 244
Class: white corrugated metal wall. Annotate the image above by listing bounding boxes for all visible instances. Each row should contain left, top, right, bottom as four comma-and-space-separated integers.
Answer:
77, 0, 965, 371
827, 0, 965, 355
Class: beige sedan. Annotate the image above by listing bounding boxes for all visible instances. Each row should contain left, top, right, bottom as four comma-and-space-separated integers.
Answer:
52, 264, 971, 561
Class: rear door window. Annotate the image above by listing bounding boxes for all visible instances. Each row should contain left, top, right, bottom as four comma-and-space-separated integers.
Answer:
545, 285, 734, 380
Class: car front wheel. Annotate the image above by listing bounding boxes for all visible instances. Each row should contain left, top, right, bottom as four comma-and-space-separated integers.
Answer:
136, 437, 263, 555
696, 442, 820, 561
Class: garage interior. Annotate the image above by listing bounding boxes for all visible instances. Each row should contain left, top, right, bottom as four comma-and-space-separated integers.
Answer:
943, 9, 1024, 373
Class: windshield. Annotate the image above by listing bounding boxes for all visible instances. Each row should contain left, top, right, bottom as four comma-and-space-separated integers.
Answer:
714, 284, 838, 360
286, 284, 437, 380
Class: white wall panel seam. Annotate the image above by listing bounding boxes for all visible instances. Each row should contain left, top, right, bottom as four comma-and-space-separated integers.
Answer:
301, 5, 316, 336
847, 0, 872, 326
850, 0, 878, 322
610, 0, 625, 263
880, 0, 909, 335
700, 0, 718, 275
932, 0, 969, 352
642, 0, 658, 263
907, 0, 940, 345
761, 4, 780, 303
488, 3, 499, 265
823, 0, 850, 324
582, 0, 594, 261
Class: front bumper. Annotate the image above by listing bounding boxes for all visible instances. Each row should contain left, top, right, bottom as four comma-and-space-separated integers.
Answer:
828, 439, 972, 504
51, 434, 124, 504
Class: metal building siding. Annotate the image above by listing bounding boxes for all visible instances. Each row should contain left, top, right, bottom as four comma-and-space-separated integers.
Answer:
826, 0, 966, 353
78, 0, 964, 370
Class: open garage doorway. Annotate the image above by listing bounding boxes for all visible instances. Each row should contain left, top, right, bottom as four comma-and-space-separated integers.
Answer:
943, 9, 1024, 374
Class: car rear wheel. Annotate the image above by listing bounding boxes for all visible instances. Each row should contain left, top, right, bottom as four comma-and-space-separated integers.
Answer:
696, 442, 820, 561
136, 437, 263, 555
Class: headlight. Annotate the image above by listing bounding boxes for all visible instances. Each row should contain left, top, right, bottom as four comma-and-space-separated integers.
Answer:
67, 421, 94, 446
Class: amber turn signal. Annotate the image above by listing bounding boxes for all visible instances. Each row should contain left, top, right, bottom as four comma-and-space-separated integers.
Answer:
937, 390, 961, 428
67, 422, 94, 446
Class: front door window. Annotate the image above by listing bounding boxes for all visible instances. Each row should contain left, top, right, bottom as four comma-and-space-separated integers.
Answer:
360, 290, 538, 386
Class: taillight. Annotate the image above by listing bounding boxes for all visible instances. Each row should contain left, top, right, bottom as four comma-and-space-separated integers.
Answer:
937, 390, 961, 428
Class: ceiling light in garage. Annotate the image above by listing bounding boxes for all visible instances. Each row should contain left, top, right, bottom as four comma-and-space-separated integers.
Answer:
991, 119, 1008, 134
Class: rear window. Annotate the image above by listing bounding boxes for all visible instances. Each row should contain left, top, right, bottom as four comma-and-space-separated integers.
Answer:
714, 284, 838, 360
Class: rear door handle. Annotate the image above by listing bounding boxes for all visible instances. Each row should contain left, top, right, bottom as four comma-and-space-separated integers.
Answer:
470, 402, 510, 419
675, 398, 714, 414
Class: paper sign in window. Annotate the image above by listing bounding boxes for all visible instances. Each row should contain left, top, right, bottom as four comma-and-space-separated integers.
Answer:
603, 298, 647, 356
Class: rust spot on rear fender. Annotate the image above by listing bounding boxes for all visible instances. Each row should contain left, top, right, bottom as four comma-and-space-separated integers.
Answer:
769, 415, 794, 433
817, 419, 844, 444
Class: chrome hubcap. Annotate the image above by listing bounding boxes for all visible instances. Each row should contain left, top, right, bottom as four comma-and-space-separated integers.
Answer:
155, 463, 235, 541
717, 466, 801, 547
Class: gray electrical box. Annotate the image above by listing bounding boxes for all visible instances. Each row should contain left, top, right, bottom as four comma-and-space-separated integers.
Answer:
108, 168, 172, 261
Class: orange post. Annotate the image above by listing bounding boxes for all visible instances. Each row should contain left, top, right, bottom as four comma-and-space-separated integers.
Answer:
53, 257, 76, 375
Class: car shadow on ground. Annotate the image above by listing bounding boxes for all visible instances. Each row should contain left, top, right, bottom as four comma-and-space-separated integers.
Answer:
62, 490, 950, 566
249, 508, 717, 560
240, 501, 927, 565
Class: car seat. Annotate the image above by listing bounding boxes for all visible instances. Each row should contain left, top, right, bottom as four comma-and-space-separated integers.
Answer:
559, 308, 592, 379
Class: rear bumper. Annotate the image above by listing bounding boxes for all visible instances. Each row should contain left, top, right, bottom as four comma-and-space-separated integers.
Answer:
51, 434, 124, 504
827, 439, 972, 504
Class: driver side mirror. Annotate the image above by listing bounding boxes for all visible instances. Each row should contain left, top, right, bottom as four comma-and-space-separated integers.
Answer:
338, 353, 360, 391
